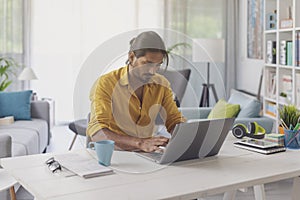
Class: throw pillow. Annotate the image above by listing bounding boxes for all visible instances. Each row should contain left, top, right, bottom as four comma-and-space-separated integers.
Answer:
0, 90, 32, 120
207, 99, 240, 119
228, 91, 261, 118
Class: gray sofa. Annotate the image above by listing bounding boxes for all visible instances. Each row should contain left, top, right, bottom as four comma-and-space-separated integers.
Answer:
0, 135, 13, 200
179, 89, 274, 134
0, 100, 51, 157
0, 100, 50, 200
179, 107, 273, 133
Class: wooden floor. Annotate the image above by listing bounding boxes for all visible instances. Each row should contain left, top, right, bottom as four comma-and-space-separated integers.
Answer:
16, 125, 293, 200
46, 124, 87, 153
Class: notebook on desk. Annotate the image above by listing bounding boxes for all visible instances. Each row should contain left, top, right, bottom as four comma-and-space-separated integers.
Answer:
137, 118, 235, 164
55, 152, 114, 178
234, 139, 286, 154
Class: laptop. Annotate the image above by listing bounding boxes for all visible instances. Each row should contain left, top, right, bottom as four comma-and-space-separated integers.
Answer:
137, 118, 235, 164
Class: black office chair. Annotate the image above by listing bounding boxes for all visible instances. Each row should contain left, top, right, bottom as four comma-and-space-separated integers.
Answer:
155, 68, 191, 124
68, 116, 89, 150
157, 68, 191, 107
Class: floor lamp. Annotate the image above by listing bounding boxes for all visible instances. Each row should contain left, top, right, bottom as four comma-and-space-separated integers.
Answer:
193, 38, 225, 107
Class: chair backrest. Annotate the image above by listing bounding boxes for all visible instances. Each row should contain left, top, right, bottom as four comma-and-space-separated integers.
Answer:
157, 68, 191, 106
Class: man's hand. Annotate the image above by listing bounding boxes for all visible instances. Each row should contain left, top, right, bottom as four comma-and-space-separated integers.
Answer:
138, 136, 169, 152
92, 129, 169, 152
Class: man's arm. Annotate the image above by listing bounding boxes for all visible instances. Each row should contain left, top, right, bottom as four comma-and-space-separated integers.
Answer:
91, 128, 169, 152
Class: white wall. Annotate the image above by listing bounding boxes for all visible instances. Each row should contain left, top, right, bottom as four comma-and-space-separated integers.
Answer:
237, 1, 264, 95
136, 0, 164, 28
31, 0, 163, 122
31, 0, 82, 123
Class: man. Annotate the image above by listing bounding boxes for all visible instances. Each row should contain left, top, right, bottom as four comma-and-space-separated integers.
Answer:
87, 31, 185, 152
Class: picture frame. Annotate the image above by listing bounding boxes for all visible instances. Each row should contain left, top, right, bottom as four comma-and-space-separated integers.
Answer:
247, 0, 264, 60
280, 19, 293, 29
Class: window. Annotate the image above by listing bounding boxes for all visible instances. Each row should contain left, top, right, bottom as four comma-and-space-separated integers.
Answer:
0, 0, 24, 54
164, 0, 227, 106
164, 0, 226, 38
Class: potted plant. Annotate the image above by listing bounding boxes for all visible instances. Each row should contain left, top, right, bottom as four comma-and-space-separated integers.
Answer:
279, 104, 300, 130
279, 92, 287, 103
162, 42, 191, 71
167, 42, 191, 54
279, 104, 300, 148
0, 57, 19, 91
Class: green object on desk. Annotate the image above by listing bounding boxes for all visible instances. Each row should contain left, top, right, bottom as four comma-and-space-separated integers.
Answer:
293, 123, 300, 131
265, 133, 285, 146
266, 133, 284, 139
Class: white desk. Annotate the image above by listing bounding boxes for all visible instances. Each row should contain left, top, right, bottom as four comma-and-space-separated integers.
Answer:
1, 135, 300, 200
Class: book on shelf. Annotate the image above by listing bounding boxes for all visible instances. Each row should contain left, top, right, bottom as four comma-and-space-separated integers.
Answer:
287, 41, 293, 66
280, 40, 287, 65
55, 152, 114, 179
296, 73, 300, 107
267, 70, 276, 98
265, 101, 276, 117
282, 74, 292, 94
280, 40, 293, 66
267, 40, 276, 64
296, 32, 300, 67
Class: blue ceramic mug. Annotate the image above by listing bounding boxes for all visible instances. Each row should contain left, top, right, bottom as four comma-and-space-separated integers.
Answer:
88, 140, 115, 166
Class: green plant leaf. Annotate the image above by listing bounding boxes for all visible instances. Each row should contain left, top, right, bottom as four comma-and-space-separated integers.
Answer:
167, 42, 191, 54
0, 80, 12, 91
0, 57, 19, 91
279, 104, 300, 128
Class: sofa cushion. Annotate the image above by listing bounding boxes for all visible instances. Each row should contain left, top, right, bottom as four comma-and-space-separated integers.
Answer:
207, 99, 240, 119
0, 118, 48, 155
228, 91, 261, 118
0, 129, 38, 156
179, 107, 211, 119
0, 90, 32, 120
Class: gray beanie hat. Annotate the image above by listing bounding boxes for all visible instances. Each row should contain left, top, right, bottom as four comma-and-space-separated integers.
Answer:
130, 31, 166, 51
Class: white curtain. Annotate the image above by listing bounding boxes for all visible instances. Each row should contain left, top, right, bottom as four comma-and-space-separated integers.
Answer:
0, 0, 30, 91
225, 0, 239, 97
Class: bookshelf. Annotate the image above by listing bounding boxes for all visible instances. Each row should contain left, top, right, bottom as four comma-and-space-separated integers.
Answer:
264, 0, 300, 133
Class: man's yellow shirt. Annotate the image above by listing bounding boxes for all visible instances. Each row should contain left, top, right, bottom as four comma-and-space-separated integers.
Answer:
87, 66, 185, 138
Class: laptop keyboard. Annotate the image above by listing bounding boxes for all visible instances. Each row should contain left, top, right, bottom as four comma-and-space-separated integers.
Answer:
138, 152, 163, 161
